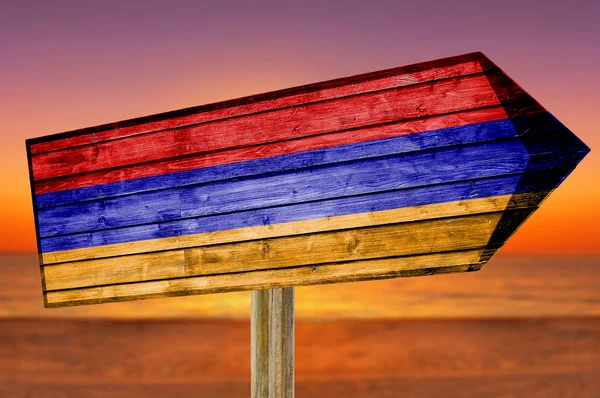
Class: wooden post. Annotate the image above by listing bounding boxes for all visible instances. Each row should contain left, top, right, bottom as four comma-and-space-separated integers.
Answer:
251, 288, 294, 398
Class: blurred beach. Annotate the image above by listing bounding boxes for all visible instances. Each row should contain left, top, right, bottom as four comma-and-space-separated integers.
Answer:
1, 1, 599, 396
1, 253, 599, 397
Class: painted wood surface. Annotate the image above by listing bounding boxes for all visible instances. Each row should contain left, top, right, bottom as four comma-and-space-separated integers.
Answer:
28, 53, 492, 155
45, 249, 492, 307
32, 71, 525, 181
252, 289, 271, 398
35, 129, 583, 239
43, 210, 529, 291
35, 111, 563, 207
25, 51, 590, 307
34, 99, 547, 196
41, 192, 546, 264
39, 171, 562, 254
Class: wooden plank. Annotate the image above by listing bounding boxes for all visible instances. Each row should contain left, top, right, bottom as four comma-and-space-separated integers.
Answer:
31, 70, 523, 181
251, 288, 295, 398
38, 130, 578, 237
44, 249, 491, 307
42, 210, 529, 291
251, 289, 271, 398
35, 131, 584, 238
182, 211, 523, 277
44, 250, 186, 291
23, 51, 591, 310
270, 288, 294, 398
40, 192, 546, 265
40, 170, 564, 255
28, 53, 490, 155
32, 104, 522, 196
34, 108, 557, 203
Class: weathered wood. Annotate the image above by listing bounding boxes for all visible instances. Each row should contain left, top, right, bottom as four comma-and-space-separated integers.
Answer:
35, 108, 558, 205
251, 289, 270, 398
25, 51, 590, 308
270, 288, 294, 398
29, 53, 490, 155
41, 192, 546, 265
252, 288, 294, 398
32, 71, 523, 181
43, 210, 529, 291
44, 250, 186, 291
44, 249, 491, 307
41, 168, 563, 254
39, 166, 570, 255
36, 130, 582, 238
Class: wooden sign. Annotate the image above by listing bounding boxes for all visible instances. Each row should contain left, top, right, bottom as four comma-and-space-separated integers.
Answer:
26, 52, 589, 308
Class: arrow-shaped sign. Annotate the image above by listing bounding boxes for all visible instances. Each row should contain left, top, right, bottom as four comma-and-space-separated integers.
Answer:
26, 52, 589, 308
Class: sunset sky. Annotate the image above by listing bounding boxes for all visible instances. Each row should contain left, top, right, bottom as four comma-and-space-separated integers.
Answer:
1, 0, 598, 254
1, 9, 599, 398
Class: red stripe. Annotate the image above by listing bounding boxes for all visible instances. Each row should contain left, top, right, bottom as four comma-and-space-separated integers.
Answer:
34, 106, 528, 195
29, 58, 488, 155
32, 72, 514, 181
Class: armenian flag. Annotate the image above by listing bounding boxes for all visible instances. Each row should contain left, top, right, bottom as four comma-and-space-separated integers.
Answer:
26, 52, 590, 307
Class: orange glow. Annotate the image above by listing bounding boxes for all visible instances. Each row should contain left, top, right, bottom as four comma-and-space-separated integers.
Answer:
1, 56, 598, 254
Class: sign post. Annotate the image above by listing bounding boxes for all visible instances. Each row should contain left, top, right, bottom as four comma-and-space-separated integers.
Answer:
252, 288, 294, 398
25, 52, 589, 396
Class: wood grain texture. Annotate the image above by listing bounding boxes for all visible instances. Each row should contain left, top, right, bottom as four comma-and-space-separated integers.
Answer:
40, 192, 546, 265
40, 170, 565, 254
35, 109, 558, 204
270, 288, 294, 398
36, 129, 583, 239
31, 70, 521, 181
33, 104, 538, 197
35, 105, 522, 196
28, 53, 490, 155
251, 288, 294, 398
252, 289, 271, 398
44, 249, 492, 307
24, 51, 590, 308
42, 211, 512, 290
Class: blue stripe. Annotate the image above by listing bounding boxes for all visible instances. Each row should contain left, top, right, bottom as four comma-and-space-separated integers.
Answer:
37, 126, 587, 239
40, 169, 571, 253
36, 113, 564, 209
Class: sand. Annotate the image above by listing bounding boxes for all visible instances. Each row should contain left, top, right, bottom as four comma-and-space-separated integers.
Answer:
0, 317, 599, 397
